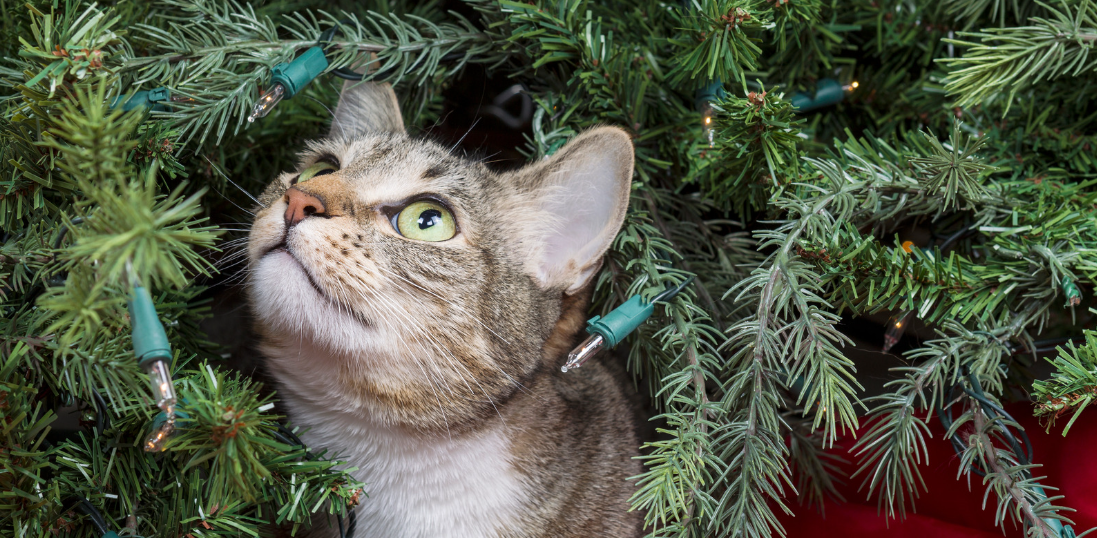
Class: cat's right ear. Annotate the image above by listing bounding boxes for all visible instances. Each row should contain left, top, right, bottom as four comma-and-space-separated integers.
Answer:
329, 80, 405, 138
506, 127, 634, 294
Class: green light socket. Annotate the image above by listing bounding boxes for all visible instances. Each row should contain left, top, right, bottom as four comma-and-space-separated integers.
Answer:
151, 401, 190, 430
694, 80, 727, 110
111, 87, 171, 112
586, 295, 655, 347
127, 286, 172, 367
1062, 278, 1082, 306
270, 46, 330, 98
790, 78, 845, 112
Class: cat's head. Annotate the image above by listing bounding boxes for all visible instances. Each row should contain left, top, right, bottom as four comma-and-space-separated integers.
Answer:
247, 81, 633, 432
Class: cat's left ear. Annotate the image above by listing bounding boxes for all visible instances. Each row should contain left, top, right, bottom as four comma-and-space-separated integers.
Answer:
329, 80, 405, 138
509, 127, 633, 294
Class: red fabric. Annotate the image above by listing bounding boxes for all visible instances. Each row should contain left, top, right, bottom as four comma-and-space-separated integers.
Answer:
776, 403, 1097, 536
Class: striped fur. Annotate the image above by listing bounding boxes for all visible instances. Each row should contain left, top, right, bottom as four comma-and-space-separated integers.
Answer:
248, 81, 642, 537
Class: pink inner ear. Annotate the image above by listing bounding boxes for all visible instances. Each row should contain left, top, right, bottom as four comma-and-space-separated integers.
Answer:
537, 150, 628, 289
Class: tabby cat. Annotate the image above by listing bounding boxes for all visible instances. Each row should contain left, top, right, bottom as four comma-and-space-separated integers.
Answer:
247, 80, 643, 538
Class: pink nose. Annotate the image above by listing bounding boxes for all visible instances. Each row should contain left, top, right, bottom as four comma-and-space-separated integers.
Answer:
284, 187, 325, 227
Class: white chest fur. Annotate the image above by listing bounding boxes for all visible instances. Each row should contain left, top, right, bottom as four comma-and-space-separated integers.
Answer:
286, 396, 529, 538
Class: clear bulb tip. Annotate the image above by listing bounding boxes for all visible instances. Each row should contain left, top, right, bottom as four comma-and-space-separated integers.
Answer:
144, 416, 176, 452
562, 333, 605, 373
248, 83, 286, 123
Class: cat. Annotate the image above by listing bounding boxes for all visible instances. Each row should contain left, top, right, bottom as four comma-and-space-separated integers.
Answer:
247, 79, 643, 538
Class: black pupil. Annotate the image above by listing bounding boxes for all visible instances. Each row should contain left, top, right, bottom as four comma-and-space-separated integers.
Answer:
417, 209, 442, 230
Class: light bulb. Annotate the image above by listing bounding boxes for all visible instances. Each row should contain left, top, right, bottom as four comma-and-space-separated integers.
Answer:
248, 83, 286, 123
145, 417, 175, 452
143, 358, 176, 414
142, 357, 178, 452
883, 310, 913, 353
700, 101, 717, 148
562, 333, 605, 372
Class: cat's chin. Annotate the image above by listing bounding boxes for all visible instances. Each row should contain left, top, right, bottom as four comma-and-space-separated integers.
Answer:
264, 245, 330, 298
251, 248, 375, 348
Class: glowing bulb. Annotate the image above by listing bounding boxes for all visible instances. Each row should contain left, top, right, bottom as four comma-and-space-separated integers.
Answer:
883, 310, 913, 353
705, 116, 712, 125
851, 81, 859, 88
142, 358, 177, 413
145, 417, 175, 452
562, 333, 606, 372
142, 358, 177, 452
247, 84, 286, 123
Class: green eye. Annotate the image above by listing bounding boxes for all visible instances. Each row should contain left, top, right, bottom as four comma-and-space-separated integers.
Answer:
394, 200, 457, 242
295, 161, 337, 184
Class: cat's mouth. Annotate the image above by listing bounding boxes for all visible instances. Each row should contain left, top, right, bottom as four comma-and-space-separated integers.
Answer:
262, 241, 374, 328
265, 242, 332, 299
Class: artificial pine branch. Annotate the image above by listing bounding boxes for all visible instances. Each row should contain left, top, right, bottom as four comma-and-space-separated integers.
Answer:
6, 0, 1097, 537
120, 0, 504, 145
909, 122, 993, 210
954, 398, 1073, 537
942, 0, 1097, 112
852, 322, 1005, 517
667, 0, 765, 90
1034, 331, 1097, 435
705, 87, 803, 218
945, 0, 1051, 29
787, 416, 847, 513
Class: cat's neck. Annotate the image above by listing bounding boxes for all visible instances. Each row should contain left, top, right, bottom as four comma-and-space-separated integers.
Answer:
265, 339, 531, 538
261, 334, 517, 434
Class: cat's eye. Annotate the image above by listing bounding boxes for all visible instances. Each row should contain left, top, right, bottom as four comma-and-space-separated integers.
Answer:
393, 200, 457, 242
293, 161, 337, 185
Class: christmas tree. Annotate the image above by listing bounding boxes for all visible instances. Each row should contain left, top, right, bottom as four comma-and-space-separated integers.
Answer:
4, 0, 1097, 537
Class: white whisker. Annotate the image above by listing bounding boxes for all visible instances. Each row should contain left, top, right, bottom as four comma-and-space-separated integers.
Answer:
203, 156, 263, 207
331, 277, 456, 440
373, 266, 514, 347
370, 270, 540, 406
381, 267, 540, 400
449, 117, 481, 156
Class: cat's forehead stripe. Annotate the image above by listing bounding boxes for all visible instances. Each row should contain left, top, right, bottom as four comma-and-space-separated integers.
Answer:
310, 135, 472, 205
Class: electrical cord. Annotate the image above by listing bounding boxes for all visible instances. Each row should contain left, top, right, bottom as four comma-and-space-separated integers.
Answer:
937, 367, 1077, 537
43, 395, 113, 537
652, 275, 695, 303
936, 366, 1034, 475
56, 497, 113, 537
18, 217, 86, 309
92, 390, 110, 437
78, 498, 111, 536
318, 23, 367, 81
51, 217, 85, 250
937, 225, 976, 251
1008, 335, 1089, 355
